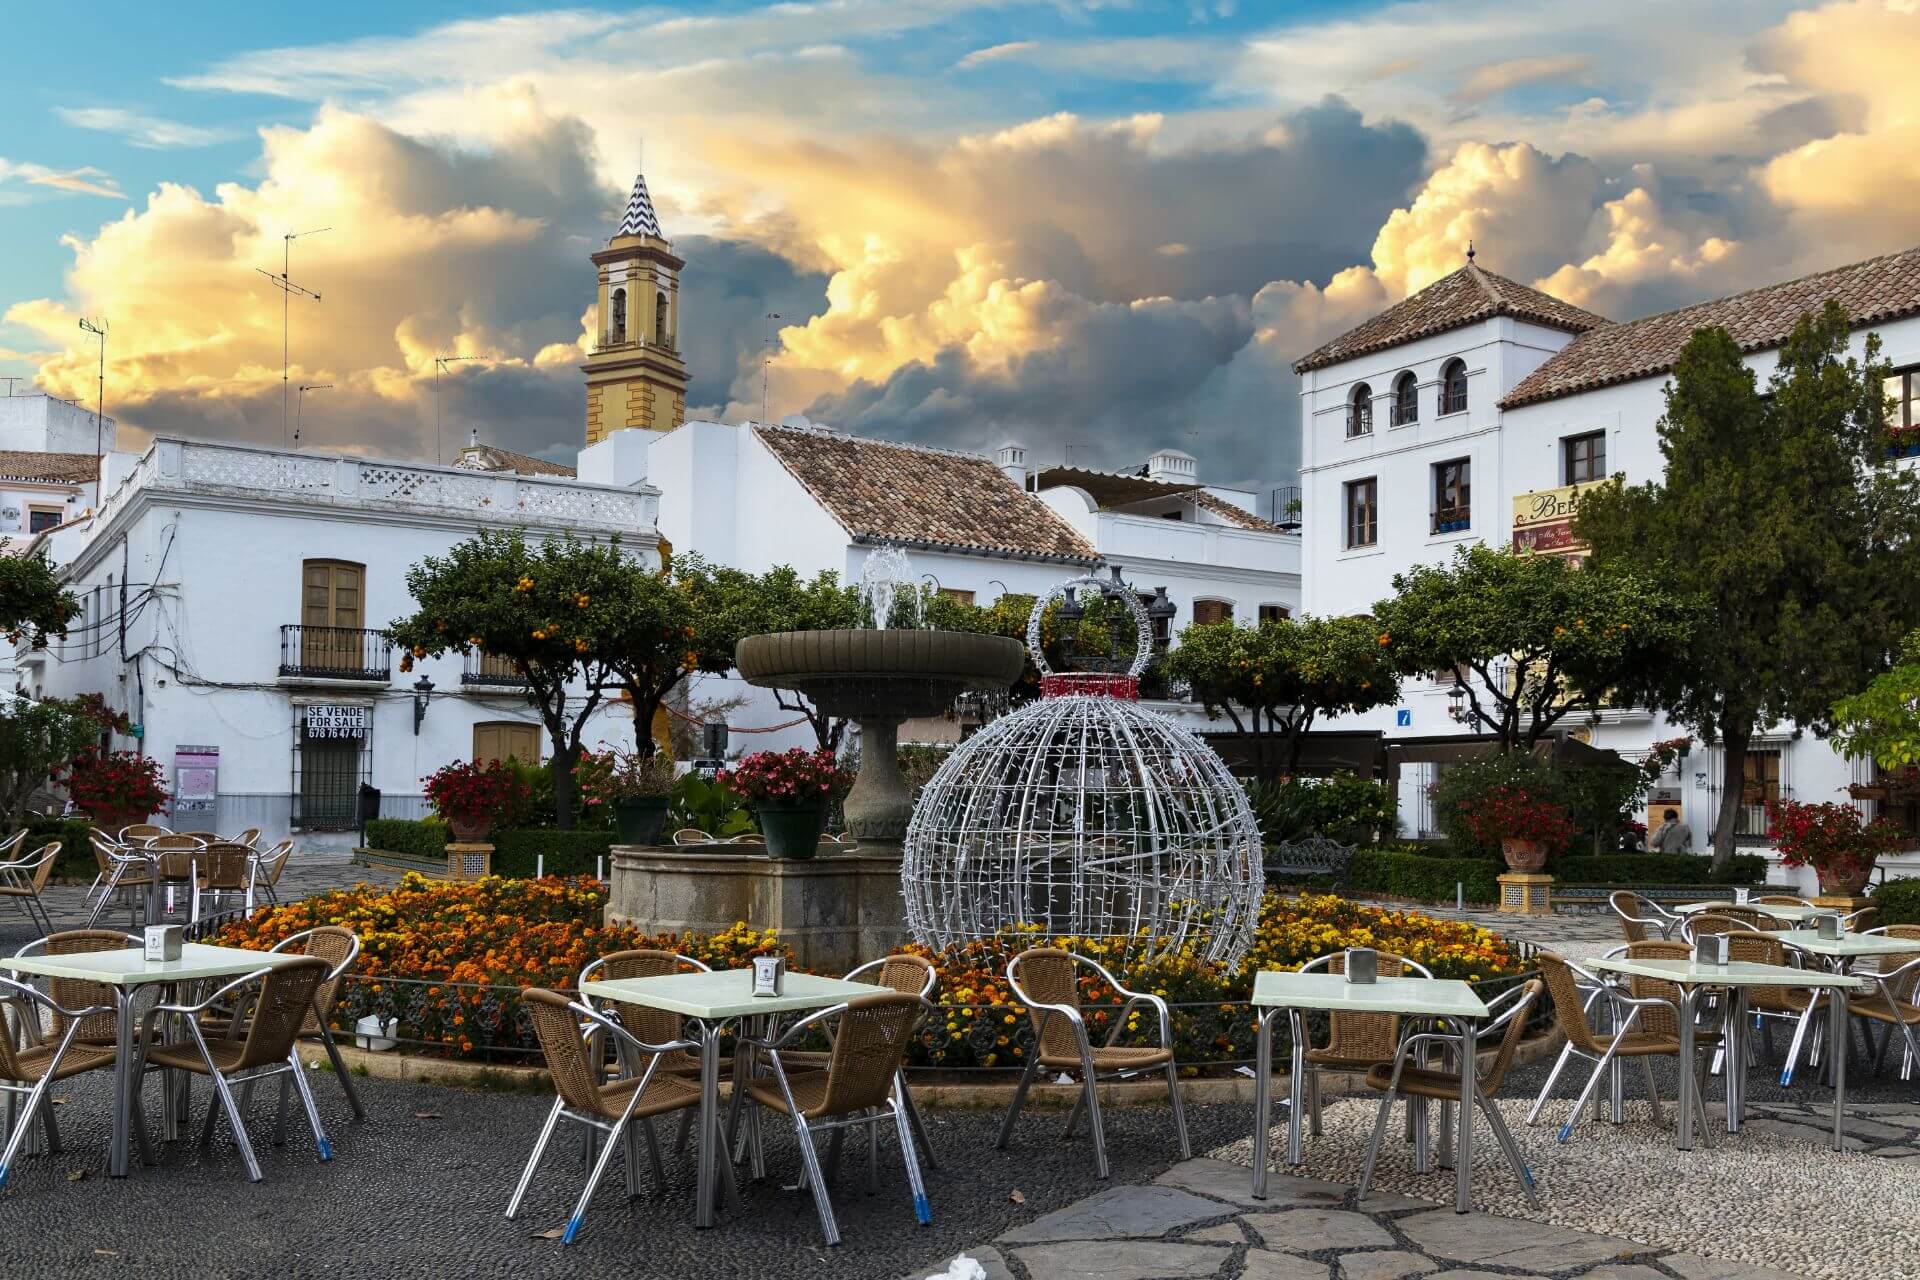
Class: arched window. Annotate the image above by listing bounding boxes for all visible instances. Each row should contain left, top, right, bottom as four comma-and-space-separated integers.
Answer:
1347, 382, 1373, 438
1440, 359, 1468, 415
609, 288, 627, 344
655, 292, 670, 348
1391, 371, 1418, 427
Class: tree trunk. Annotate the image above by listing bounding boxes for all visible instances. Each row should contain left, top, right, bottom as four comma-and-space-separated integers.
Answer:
1710, 720, 1750, 874
551, 742, 578, 830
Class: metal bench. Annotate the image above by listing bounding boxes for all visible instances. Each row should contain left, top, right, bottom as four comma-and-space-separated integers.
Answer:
1264, 838, 1356, 887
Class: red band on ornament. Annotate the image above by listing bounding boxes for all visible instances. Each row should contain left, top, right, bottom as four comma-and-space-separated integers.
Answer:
1040, 674, 1140, 701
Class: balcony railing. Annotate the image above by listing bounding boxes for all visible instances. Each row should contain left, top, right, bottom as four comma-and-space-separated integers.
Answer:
1431, 506, 1472, 535
279, 625, 393, 682
462, 649, 529, 688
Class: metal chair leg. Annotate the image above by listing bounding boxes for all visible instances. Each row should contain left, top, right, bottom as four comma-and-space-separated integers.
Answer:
1781, 999, 1820, 1085
286, 1056, 333, 1161
641, 1116, 668, 1196
1307, 1066, 1322, 1136
791, 1114, 842, 1247
1639, 1056, 1664, 1128
315, 1026, 366, 1120
204, 1059, 263, 1181
1163, 1058, 1191, 1160
995, 1056, 1038, 1150
622, 1120, 642, 1201
562, 1114, 629, 1245
506, 1097, 566, 1219
1076, 1044, 1109, 1179
1477, 1089, 1540, 1210
1556, 1042, 1623, 1144
1527, 1041, 1582, 1124
898, 1073, 935, 1169
892, 1094, 932, 1226
1356, 1089, 1397, 1198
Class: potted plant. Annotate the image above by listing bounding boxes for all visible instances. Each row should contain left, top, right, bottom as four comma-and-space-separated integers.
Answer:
423, 759, 529, 842
1455, 783, 1575, 872
717, 748, 853, 859
59, 748, 169, 831
579, 748, 678, 845
1767, 799, 1904, 897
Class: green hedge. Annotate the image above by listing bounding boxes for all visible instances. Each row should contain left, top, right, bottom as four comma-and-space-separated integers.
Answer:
1870, 877, 1920, 926
1348, 848, 1503, 905
1551, 854, 1766, 886
491, 829, 615, 879
14, 818, 99, 880
363, 818, 447, 862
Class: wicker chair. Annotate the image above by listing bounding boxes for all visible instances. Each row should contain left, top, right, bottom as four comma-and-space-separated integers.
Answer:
1527, 951, 1716, 1145
1297, 951, 1433, 1137
997, 948, 1190, 1179
83, 833, 153, 929
1843, 906, 1879, 932
146, 833, 207, 919
12, 930, 142, 1051
208, 927, 366, 1122
1609, 890, 1677, 942
226, 828, 263, 849
578, 949, 717, 1159
1358, 979, 1544, 1208
740, 991, 931, 1246
1752, 895, 1812, 908
192, 843, 255, 922
131, 956, 333, 1182
0, 976, 116, 1191
506, 989, 705, 1244
248, 840, 294, 906
0, 842, 59, 938
1845, 925, 1920, 1082
1681, 911, 1764, 942
117, 825, 169, 844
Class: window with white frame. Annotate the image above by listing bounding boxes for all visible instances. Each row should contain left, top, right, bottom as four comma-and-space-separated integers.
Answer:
1431, 458, 1470, 533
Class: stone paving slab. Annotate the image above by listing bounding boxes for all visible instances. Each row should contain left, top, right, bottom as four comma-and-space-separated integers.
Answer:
995, 1183, 1229, 1244
1006, 1239, 1229, 1280
1397, 1208, 1636, 1272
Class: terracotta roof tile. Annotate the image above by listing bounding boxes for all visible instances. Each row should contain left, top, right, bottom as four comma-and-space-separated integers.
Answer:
1294, 263, 1608, 374
1503, 244, 1920, 408
1182, 490, 1285, 532
455, 444, 576, 477
752, 425, 1098, 563
0, 451, 97, 484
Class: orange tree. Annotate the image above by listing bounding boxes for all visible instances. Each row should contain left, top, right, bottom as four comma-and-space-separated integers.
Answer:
0, 548, 78, 651
390, 530, 641, 828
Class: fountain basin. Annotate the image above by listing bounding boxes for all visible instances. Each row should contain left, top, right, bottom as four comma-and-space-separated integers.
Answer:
735, 629, 1026, 718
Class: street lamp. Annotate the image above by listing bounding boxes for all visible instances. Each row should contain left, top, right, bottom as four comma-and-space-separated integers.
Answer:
412, 675, 435, 735
1447, 684, 1468, 724
78, 317, 107, 464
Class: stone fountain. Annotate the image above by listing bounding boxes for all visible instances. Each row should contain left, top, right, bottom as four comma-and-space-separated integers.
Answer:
607, 548, 1024, 968
734, 547, 1027, 851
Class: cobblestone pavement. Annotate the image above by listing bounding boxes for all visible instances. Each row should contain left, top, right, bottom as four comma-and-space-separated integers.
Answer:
1355, 899, 1625, 959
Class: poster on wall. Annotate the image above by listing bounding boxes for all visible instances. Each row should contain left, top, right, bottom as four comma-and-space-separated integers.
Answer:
173, 745, 219, 819
304, 704, 370, 739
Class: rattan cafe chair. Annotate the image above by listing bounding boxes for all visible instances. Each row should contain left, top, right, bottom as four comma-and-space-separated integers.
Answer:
1297, 951, 1433, 1138
0, 842, 59, 939
1752, 895, 1812, 908
741, 990, 932, 1247
1681, 912, 1764, 942
83, 833, 152, 929
1358, 978, 1545, 1208
117, 824, 170, 844
1844, 927, 1920, 1083
997, 947, 1190, 1179
225, 828, 263, 849
12, 930, 143, 1053
191, 844, 255, 922
145, 834, 207, 919
207, 927, 366, 1122
0, 976, 117, 1191
1609, 890, 1678, 942
670, 829, 713, 846
578, 950, 717, 1160
249, 840, 295, 906
506, 989, 705, 1244
130, 956, 334, 1182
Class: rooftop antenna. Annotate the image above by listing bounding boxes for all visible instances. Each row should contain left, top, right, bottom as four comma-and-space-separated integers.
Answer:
294, 383, 332, 449
78, 316, 107, 467
433, 354, 487, 463
257, 226, 328, 447
760, 312, 781, 424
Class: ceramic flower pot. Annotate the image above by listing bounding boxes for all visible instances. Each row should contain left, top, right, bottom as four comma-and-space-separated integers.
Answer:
756, 804, 825, 859
613, 795, 671, 846
1816, 855, 1876, 898
447, 814, 494, 843
1500, 837, 1548, 873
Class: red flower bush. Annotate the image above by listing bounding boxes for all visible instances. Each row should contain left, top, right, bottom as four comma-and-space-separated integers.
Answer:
718, 748, 853, 807
423, 759, 530, 829
1767, 799, 1903, 883
58, 748, 168, 821
1454, 784, 1576, 851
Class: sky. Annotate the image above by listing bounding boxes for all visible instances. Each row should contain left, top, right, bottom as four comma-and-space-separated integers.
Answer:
3, 1, 1918, 510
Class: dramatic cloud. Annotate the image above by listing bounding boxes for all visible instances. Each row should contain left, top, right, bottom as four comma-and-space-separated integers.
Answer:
1452, 54, 1592, 104
54, 107, 237, 149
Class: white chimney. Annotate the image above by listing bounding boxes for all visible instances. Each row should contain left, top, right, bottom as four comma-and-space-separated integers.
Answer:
1146, 447, 1197, 485
996, 443, 1028, 488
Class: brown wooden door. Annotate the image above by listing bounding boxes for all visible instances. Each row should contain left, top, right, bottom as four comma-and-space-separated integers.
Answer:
474, 722, 541, 765
302, 560, 365, 673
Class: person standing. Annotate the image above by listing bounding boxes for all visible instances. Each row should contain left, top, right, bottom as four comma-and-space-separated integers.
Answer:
1650, 808, 1693, 853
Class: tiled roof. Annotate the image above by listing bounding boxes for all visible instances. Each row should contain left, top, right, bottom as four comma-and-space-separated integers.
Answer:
1184, 490, 1284, 532
455, 445, 576, 477
1293, 262, 1609, 374
752, 424, 1098, 563
1503, 244, 1920, 408
615, 172, 663, 240
0, 451, 97, 484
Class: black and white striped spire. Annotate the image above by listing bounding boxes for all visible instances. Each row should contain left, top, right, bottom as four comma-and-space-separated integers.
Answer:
615, 172, 663, 240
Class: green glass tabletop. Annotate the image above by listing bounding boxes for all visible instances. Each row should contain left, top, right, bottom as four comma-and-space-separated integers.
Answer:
1776, 930, 1920, 958
1251, 969, 1488, 1019
1588, 955, 1865, 988
1673, 901, 1820, 922
3, 943, 304, 986
581, 969, 878, 1020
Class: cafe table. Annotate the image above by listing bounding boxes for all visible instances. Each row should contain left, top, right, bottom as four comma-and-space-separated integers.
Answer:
1672, 900, 1824, 925
1251, 969, 1489, 1212
1586, 955, 1863, 1151
579, 968, 875, 1229
2, 943, 307, 1176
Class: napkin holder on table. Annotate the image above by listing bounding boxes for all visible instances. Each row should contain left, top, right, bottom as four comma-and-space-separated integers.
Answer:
143, 925, 184, 963
1343, 947, 1378, 984
1815, 913, 1845, 940
1732, 886, 1752, 905
1693, 933, 1729, 967
751, 955, 786, 997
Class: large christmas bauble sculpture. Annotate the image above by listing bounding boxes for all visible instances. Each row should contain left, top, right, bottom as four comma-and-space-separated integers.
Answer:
901, 573, 1265, 966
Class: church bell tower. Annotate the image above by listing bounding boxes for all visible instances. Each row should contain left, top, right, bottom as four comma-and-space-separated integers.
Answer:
583, 171, 689, 445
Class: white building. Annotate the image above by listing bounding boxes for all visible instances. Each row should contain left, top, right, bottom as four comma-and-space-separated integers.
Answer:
1294, 245, 1920, 886
578, 419, 1301, 747
19, 437, 653, 848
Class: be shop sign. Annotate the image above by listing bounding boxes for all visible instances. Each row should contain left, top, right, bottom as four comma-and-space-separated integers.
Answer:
304, 704, 370, 739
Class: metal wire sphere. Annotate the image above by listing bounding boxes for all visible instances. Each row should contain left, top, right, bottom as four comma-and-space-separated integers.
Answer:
901, 693, 1266, 967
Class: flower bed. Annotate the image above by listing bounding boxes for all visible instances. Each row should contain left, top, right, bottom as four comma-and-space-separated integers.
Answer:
211, 876, 1524, 1067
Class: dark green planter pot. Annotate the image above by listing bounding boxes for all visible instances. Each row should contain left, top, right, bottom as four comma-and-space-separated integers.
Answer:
613, 796, 671, 846
756, 804, 826, 860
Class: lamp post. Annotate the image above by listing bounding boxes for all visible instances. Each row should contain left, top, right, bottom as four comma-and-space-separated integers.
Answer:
412, 675, 435, 735
1447, 683, 1468, 724
78, 317, 107, 465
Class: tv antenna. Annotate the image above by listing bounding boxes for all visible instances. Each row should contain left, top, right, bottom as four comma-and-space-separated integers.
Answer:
257, 226, 328, 447
434, 354, 487, 463
78, 317, 108, 464
760, 312, 781, 424
294, 383, 332, 449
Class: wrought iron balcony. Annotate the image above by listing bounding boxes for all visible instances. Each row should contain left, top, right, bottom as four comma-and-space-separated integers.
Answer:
279, 625, 393, 682
462, 648, 529, 688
